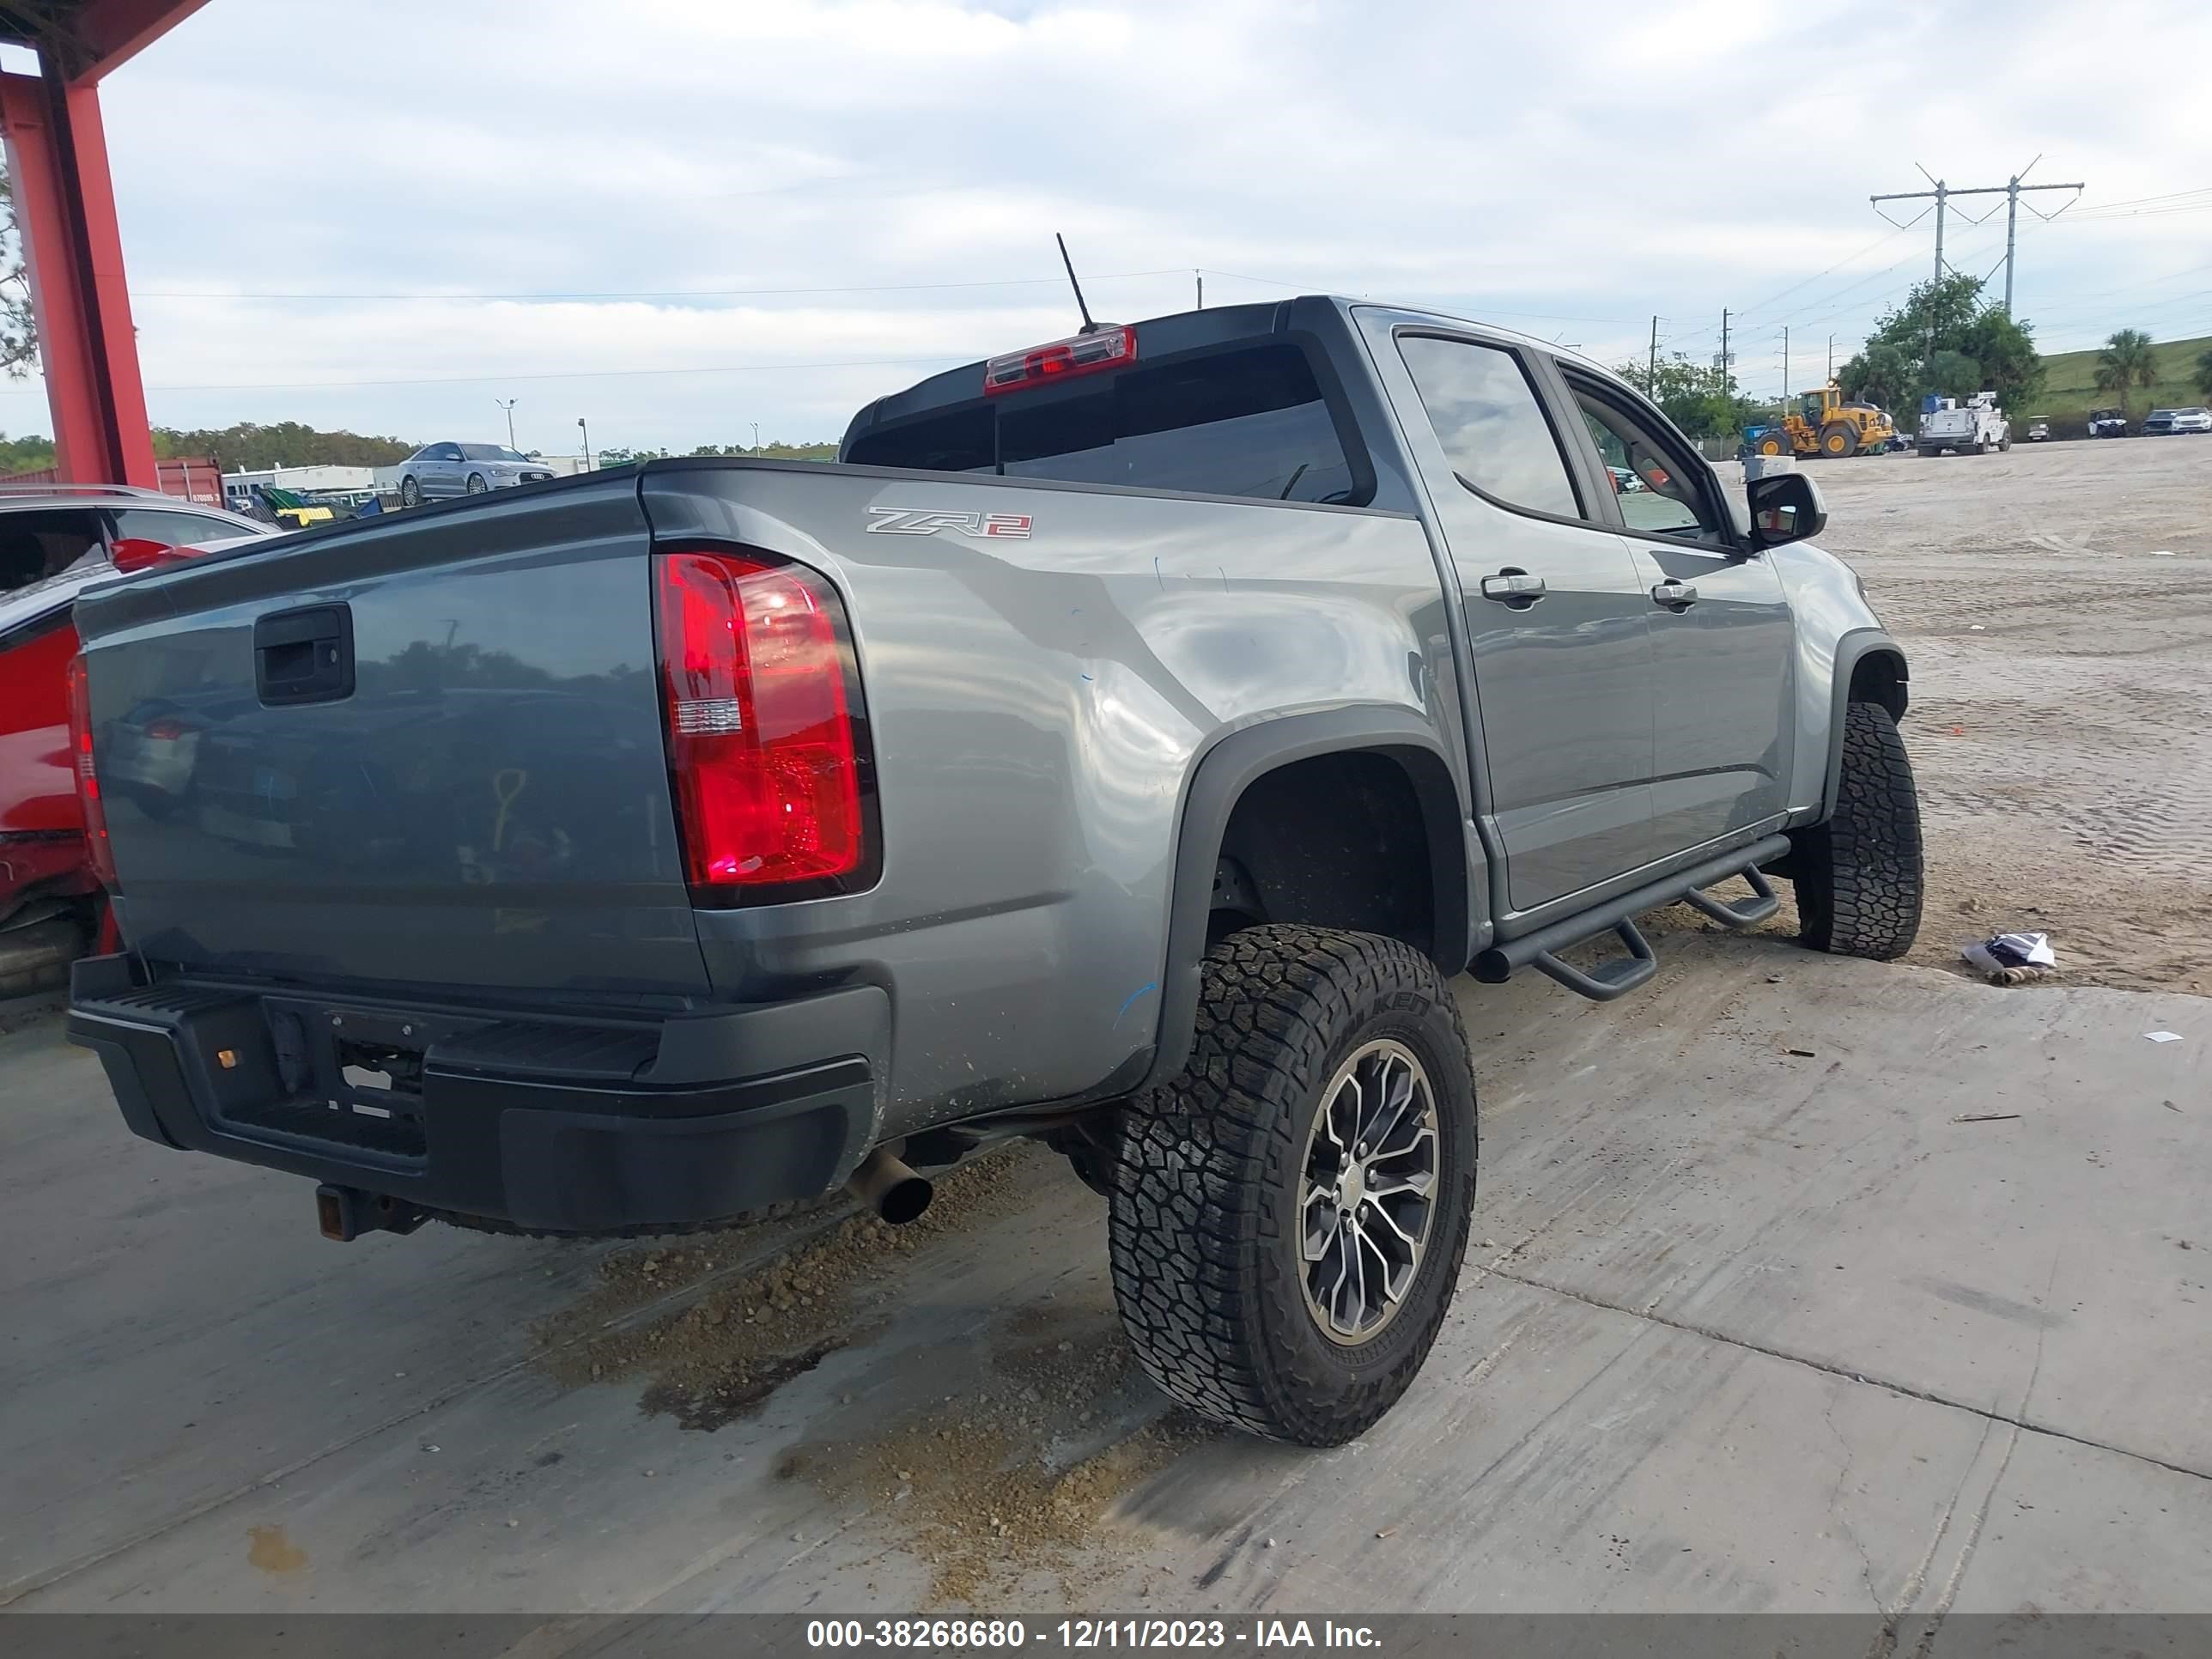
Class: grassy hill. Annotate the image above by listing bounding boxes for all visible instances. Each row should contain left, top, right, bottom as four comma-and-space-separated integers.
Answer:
2027, 333, 2209, 431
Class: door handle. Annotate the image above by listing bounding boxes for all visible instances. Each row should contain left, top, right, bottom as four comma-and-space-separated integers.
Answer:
1650, 580, 1698, 609
1480, 570, 1547, 603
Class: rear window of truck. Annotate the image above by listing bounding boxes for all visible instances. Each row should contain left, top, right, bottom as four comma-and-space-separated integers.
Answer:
847, 343, 1365, 506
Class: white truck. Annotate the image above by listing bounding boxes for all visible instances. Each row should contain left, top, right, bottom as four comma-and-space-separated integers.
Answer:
1918, 392, 2010, 457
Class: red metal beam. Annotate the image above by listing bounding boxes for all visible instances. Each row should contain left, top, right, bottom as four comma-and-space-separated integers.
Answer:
64, 0, 213, 82
0, 69, 155, 486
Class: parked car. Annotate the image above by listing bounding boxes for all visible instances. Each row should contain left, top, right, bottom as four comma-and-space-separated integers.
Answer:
395, 442, 557, 506
2087, 408, 2129, 438
1, 484, 274, 942
2026, 420, 2051, 441
67, 297, 1923, 1445
2142, 407, 2211, 435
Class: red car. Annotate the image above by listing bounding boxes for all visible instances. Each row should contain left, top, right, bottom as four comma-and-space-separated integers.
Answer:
0, 484, 273, 980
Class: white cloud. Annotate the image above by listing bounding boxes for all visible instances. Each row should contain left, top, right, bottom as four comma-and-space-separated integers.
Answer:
0, 0, 2199, 447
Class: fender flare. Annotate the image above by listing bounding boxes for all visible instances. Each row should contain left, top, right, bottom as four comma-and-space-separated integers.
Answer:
1821, 629, 1909, 818
1133, 706, 1471, 1097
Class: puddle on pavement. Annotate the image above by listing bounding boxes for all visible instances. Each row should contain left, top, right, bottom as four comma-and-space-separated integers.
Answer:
542, 1150, 1036, 1431
538, 1143, 1215, 1603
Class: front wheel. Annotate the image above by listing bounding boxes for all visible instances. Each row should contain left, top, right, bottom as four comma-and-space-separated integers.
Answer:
1790, 700, 1924, 960
1820, 422, 1858, 458
1997, 435, 2012, 453
465, 472, 488, 495
398, 476, 421, 507
1108, 927, 1477, 1445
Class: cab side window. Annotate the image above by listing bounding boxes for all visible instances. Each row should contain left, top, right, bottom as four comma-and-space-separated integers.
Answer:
1398, 335, 1582, 520
1572, 388, 1726, 546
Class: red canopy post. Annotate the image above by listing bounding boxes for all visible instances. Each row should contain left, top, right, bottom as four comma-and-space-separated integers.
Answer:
0, 68, 156, 486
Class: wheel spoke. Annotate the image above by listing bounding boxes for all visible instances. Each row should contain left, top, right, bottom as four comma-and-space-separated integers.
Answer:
1302, 1188, 1340, 1262
1361, 1059, 1419, 1152
1361, 1196, 1422, 1249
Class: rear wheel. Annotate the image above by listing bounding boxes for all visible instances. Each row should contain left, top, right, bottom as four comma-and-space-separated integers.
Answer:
1792, 700, 1924, 961
1108, 926, 1477, 1445
1820, 422, 1858, 458
1756, 433, 1788, 457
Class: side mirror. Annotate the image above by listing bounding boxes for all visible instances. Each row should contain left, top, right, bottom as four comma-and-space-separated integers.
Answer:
109, 536, 188, 574
1745, 471, 1827, 550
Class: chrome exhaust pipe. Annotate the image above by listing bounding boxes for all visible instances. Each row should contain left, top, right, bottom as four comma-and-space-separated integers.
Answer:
846, 1147, 933, 1225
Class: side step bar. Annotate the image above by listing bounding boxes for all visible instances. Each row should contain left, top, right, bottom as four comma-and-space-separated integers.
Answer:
1473, 833, 1792, 1003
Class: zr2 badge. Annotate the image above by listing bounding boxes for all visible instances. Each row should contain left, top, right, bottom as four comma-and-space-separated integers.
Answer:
866, 507, 1032, 539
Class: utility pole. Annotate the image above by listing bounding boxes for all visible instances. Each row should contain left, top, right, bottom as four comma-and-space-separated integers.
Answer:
1781, 326, 1790, 403
495, 398, 517, 449
1873, 161, 2082, 318
1648, 315, 1659, 386
1827, 335, 1835, 381
1718, 308, 1730, 386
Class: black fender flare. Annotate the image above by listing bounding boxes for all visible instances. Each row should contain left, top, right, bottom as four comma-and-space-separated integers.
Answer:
1133, 707, 1472, 1097
1821, 629, 1909, 818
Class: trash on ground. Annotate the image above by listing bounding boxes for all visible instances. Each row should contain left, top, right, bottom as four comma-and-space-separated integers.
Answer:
1962, 931, 2056, 985
2143, 1031, 2184, 1044
1953, 1112, 2021, 1124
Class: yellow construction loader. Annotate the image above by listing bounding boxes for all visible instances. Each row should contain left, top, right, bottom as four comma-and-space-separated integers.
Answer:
1748, 384, 1896, 459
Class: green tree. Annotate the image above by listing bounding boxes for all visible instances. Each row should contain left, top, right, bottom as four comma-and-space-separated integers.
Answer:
2191, 346, 2212, 400
2092, 329, 2159, 419
1838, 341, 1915, 413
1835, 273, 2045, 421
1614, 352, 1758, 440
1922, 349, 1983, 400
150, 422, 416, 469
0, 429, 54, 472
0, 161, 36, 380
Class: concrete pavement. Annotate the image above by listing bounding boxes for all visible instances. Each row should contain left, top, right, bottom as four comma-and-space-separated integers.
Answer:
1, 935, 2204, 1618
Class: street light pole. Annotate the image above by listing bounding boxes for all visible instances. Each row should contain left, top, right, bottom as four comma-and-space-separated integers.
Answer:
576, 416, 592, 471
750, 422, 761, 453
495, 398, 517, 449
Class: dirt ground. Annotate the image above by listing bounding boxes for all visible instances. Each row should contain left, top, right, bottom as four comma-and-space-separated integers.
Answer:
1735, 437, 2212, 996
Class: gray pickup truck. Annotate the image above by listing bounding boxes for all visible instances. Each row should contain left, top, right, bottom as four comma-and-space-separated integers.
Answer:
65, 296, 1923, 1444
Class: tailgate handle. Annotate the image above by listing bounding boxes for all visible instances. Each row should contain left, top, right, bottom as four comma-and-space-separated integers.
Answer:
255, 604, 355, 706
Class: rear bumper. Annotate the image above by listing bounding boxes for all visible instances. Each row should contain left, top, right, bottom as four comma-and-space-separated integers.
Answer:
66, 954, 885, 1234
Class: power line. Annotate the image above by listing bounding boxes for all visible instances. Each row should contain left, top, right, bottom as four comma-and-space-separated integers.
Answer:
128, 353, 976, 395
136, 268, 1193, 302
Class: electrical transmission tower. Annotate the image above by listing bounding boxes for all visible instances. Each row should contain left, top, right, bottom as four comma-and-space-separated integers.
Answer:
1870, 158, 2083, 316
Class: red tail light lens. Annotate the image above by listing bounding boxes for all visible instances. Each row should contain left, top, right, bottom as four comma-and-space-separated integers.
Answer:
64, 653, 118, 889
653, 549, 869, 895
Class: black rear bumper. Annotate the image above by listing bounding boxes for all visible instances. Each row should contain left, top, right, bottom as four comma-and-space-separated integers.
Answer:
66, 954, 885, 1234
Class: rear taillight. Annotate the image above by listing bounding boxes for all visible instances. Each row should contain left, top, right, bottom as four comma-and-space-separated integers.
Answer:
653, 549, 870, 896
64, 653, 118, 889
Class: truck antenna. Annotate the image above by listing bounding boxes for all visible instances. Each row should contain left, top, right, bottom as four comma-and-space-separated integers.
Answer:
1056, 234, 1103, 334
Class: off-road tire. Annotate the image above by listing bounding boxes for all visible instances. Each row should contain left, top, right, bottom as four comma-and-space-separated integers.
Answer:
1107, 926, 1477, 1445
1820, 422, 1858, 458
1997, 435, 2012, 453
1792, 700, 1924, 960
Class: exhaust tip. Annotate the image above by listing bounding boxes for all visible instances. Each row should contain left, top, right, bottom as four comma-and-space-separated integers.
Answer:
877, 1174, 934, 1226
847, 1148, 934, 1226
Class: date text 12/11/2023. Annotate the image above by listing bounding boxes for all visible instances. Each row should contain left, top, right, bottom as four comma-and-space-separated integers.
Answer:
805, 1619, 1384, 1650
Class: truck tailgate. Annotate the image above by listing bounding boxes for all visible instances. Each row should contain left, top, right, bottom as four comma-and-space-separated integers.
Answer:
71, 480, 711, 997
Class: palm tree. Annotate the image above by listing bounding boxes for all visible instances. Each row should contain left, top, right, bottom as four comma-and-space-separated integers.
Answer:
2194, 346, 2212, 402
2093, 329, 2159, 419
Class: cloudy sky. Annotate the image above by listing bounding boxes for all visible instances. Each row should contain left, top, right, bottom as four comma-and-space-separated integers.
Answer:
6, 0, 2209, 454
